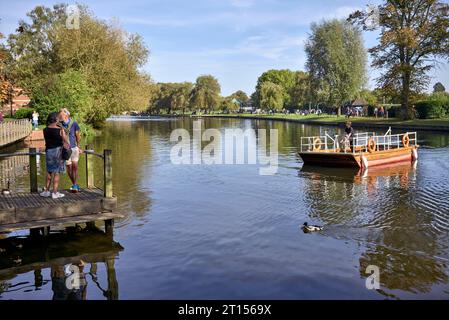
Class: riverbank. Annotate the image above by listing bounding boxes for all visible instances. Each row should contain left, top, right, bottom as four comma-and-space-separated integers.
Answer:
199, 113, 449, 132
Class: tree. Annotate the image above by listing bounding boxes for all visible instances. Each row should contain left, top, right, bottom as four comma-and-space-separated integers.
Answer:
254, 69, 296, 108
172, 82, 194, 114
290, 71, 310, 109
189, 75, 221, 112
6, 4, 153, 125
305, 19, 367, 116
31, 70, 94, 123
349, 0, 449, 119
433, 82, 446, 93
230, 90, 249, 103
259, 82, 284, 111
220, 96, 240, 113
0, 26, 10, 105
359, 89, 378, 106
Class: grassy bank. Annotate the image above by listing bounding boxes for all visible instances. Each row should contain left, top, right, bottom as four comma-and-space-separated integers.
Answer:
200, 113, 449, 131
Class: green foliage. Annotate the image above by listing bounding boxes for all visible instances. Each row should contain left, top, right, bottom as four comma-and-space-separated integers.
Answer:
415, 93, 449, 119
349, 1, 449, 119
13, 107, 34, 119
189, 75, 221, 111
6, 4, 153, 125
259, 82, 284, 111
415, 100, 448, 119
433, 82, 446, 93
30, 70, 94, 125
305, 19, 367, 115
359, 89, 378, 106
230, 90, 249, 103
220, 96, 240, 113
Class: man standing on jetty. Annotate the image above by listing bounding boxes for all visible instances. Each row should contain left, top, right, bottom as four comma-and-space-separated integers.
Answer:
59, 108, 83, 192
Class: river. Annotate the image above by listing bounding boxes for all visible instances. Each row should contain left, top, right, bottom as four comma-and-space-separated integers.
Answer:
1, 117, 449, 299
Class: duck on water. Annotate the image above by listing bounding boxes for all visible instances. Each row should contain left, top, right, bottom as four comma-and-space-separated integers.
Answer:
302, 222, 323, 233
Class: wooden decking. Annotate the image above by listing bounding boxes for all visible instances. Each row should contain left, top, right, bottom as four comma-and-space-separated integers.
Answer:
0, 188, 120, 233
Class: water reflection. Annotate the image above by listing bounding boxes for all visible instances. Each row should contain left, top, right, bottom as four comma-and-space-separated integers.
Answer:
299, 160, 449, 297
0, 231, 123, 300
1, 118, 449, 299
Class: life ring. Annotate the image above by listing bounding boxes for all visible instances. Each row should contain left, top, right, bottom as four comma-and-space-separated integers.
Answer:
312, 137, 322, 151
402, 133, 410, 147
367, 138, 376, 153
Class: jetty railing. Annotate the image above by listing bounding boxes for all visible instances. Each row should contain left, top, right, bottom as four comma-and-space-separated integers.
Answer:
0, 145, 113, 198
0, 119, 33, 148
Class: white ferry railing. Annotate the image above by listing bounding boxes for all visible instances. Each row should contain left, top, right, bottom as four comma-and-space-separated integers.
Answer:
301, 130, 417, 153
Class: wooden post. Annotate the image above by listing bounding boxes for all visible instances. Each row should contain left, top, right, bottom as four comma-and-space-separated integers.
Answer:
103, 149, 113, 198
42, 226, 50, 237
29, 148, 38, 193
105, 257, 119, 300
85, 144, 94, 189
105, 219, 114, 236
30, 228, 41, 237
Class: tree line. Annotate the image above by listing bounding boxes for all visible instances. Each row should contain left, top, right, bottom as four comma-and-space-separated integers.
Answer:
1, 0, 448, 122
1, 4, 151, 127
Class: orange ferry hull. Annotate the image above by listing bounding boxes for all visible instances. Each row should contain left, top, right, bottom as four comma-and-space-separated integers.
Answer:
299, 146, 417, 168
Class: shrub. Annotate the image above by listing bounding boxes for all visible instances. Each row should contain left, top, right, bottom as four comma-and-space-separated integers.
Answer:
415, 100, 447, 119
14, 107, 34, 119
30, 70, 94, 125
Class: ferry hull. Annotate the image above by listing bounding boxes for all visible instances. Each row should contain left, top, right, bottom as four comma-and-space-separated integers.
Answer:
299, 146, 417, 168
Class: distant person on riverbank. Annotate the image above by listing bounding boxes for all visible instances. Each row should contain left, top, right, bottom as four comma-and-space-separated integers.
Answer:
32, 111, 39, 129
40, 112, 68, 199
59, 108, 83, 192
0, 111, 4, 123
374, 107, 378, 118
379, 106, 385, 118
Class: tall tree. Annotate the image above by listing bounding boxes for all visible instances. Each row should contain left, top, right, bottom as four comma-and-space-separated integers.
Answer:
433, 82, 446, 93
305, 19, 367, 116
0, 30, 9, 105
189, 75, 221, 112
254, 69, 296, 108
290, 71, 310, 109
6, 4, 153, 125
349, 0, 449, 119
259, 82, 284, 111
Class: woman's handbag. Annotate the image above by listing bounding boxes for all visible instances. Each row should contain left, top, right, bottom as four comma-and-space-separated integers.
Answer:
62, 147, 72, 161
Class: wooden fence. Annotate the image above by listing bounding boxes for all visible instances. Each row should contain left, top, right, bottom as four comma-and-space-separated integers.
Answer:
0, 119, 33, 148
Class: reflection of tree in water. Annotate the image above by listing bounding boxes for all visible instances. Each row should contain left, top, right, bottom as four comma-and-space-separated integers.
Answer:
358, 174, 449, 296
299, 161, 448, 295
92, 122, 153, 216
360, 229, 449, 293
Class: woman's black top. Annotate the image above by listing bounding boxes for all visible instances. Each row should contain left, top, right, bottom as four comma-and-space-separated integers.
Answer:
43, 127, 63, 150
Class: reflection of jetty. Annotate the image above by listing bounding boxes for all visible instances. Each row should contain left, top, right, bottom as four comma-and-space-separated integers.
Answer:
0, 147, 122, 236
0, 232, 123, 300
299, 129, 419, 169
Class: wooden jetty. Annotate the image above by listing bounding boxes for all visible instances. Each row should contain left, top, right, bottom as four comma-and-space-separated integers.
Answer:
0, 146, 122, 236
0, 119, 32, 148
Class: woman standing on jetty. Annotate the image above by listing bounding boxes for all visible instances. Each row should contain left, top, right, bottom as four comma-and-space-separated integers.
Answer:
40, 112, 69, 199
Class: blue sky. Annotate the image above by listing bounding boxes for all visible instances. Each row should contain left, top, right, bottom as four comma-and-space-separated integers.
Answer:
1, 0, 448, 96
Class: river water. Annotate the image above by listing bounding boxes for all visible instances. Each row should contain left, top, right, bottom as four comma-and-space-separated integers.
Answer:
1, 117, 449, 299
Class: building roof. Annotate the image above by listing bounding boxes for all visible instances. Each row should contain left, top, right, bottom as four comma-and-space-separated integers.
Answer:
351, 98, 368, 106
